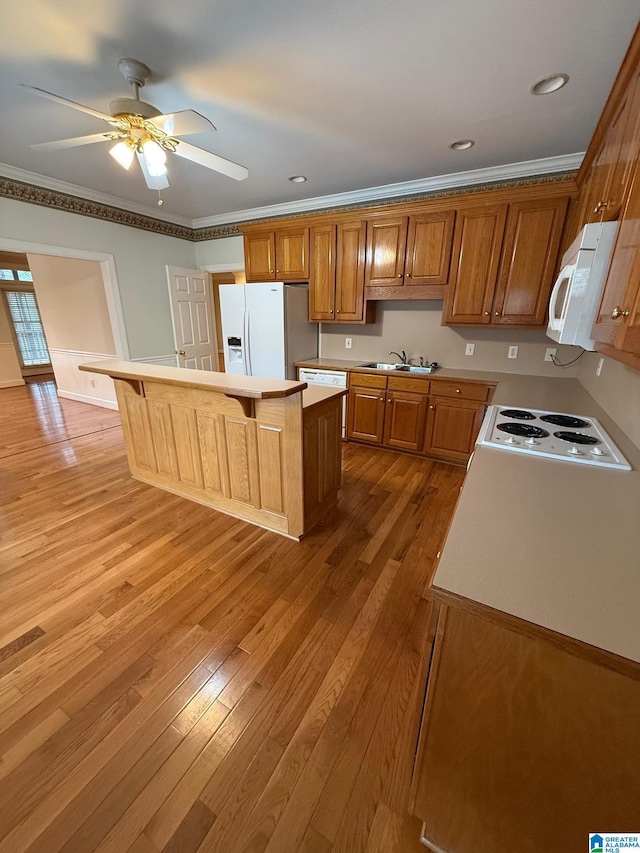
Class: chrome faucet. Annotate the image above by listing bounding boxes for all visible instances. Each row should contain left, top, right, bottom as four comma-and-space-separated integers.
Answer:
389, 350, 407, 364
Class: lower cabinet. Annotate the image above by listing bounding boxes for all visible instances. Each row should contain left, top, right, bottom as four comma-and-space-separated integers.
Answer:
347, 373, 493, 462
423, 396, 487, 462
410, 601, 640, 853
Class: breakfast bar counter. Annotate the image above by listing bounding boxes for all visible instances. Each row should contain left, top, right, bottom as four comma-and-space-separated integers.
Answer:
80, 360, 346, 539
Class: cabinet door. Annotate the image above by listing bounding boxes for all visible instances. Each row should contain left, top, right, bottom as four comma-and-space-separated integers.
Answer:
365, 217, 408, 287
336, 219, 367, 321
443, 205, 508, 325
424, 397, 486, 462
405, 211, 455, 286
492, 197, 568, 326
244, 232, 276, 282
347, 386, 386, 444
309, 224, 336, 321
592, 157, 640, 356
275, 227, 309, 280
383, 390, 428, 451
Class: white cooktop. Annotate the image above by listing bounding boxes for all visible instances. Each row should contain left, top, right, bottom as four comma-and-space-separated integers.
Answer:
477, 405, 631, 470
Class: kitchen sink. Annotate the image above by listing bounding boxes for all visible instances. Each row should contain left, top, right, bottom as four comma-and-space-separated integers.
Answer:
360, 362, 440, 374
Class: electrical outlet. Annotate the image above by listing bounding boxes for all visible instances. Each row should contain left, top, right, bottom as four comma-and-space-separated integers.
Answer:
465, 343, 475, 356
89, 378, 95, 388
544, 347, 557, 362
508, 345, 519, 359
596, 357, 604, 376
345, 337, 352, 349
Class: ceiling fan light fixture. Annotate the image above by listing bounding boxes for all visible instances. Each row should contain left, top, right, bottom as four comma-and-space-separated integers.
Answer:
142, 139, 167, 176
109, 140, 135, 170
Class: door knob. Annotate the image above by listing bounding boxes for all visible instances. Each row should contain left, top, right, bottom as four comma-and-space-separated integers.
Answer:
611, 306, 629, 319
177, 349, 186, 356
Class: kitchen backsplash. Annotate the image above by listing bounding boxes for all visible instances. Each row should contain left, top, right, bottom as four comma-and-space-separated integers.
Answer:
578, 353, 640, 449
319, 301, 583, 377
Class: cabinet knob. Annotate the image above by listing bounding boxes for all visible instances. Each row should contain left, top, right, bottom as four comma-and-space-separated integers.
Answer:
336, 309, 341, 313
455, 388, 461, 393
429, 405, 434, 410
494, 311, 500, 316
611, 306, 630, 319
484, 311, 490, 316
397, 274, 403, 278
406, 273, 411, 278
387, 398, 392, 404
594, 201, 609, 214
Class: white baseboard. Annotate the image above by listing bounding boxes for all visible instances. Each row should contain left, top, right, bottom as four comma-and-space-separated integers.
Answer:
57, 390, 118, 410
0, 378, 26, 388
132, 354, 178, 367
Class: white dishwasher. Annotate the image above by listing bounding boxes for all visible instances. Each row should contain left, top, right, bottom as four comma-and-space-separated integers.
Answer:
298, 367, 348, 438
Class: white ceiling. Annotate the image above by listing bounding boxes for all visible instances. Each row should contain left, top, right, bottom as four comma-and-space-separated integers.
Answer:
0, 0, 638, 222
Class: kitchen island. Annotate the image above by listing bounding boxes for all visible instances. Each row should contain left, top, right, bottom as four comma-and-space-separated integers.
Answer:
80, 360, 345, 540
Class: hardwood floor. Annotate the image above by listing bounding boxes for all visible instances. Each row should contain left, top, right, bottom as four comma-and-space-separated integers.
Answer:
0, 381, 464, 853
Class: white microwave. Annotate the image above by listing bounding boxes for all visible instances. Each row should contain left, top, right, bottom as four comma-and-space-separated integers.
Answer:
547, 221, 619, 350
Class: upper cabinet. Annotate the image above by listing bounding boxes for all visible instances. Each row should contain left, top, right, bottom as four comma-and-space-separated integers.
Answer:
364, 211, 455, 299
244, 226, 309, 281
443, 197, 568, 327
308, 219, 375, 323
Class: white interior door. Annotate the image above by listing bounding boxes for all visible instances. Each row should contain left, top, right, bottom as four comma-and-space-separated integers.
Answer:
166, 267, 218, 370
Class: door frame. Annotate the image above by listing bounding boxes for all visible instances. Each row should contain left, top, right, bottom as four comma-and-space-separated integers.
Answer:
0, 237, 129, 359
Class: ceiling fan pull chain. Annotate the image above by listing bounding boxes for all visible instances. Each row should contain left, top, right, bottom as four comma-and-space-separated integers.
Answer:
157, 190, 164, 207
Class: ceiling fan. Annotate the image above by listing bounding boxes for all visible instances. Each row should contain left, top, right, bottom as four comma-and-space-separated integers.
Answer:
22, 58, 249, 201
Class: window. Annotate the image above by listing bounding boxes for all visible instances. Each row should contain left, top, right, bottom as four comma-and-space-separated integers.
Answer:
4, 291, 50, 367
0, 269, 33, 281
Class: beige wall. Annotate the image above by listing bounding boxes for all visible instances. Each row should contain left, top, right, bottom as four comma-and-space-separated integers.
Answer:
320, 301, 583, 377
28, 254, 116, 354
578, 352, 640, 449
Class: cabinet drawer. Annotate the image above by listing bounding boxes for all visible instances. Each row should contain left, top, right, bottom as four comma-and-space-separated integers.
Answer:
387, 376, 430, 394
431, 381, 490, 402
349, 372, 387, 390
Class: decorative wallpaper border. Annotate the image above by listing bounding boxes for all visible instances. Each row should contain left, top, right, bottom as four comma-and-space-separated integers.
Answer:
1, 171, 577, 243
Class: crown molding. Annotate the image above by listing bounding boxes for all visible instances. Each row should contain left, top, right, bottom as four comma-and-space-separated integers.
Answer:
0, 163, 193, 228
0, 152, 583, 242
191, 153, 584, 229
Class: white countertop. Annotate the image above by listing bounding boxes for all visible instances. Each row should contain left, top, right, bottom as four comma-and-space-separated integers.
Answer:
432, 375, 640, 664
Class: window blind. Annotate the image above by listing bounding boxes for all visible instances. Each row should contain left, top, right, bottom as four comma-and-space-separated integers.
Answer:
5, 291, 51, 367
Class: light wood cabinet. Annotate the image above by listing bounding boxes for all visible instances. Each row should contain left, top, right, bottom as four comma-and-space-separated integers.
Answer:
383, 389, 429, 451
443, 204, 508, 325
309, 220, 374, 323
423, 396, 486, 462
244, 226, 309, 282
444, 198, 568, 327
411, 601, 640, 853
347, 373, 492, 462
591, 155, 640, 363
364, 211, 455, 299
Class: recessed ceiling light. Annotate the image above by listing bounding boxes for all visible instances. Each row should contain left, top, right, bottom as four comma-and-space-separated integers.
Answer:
530, 73, 569, 95
288, 175, 307, 183
449, 139, 475, 151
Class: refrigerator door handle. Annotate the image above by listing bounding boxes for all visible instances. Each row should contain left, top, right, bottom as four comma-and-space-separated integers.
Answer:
245, 308, 253, 376
241, 307, 249, 375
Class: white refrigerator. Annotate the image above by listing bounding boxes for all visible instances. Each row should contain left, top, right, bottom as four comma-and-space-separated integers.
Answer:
219, 283, 318, 380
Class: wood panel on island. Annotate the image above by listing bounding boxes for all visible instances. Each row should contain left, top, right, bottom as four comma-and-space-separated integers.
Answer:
347, 371, 494, 463
79, 360, 346, 540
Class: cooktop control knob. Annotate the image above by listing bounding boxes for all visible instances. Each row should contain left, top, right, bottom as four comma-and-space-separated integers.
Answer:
567, 445, 583, 456
525, 438, 540, 446
504, 436, 519, 445
589, 446, 605, 456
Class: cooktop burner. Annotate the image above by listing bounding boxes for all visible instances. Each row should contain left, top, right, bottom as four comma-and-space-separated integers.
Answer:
553, 431, 600, 445
477, 405, 631, 470
499, 409, 536, 420
541, 414, 591, 429
497, 423, 550, 438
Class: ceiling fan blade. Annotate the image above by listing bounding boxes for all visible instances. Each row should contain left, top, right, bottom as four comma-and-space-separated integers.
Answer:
31, 132, 112, 151
19, 84, 115, 123
136, 152, 170, 190
152, 110, 216, 137
174, 140, 248, 181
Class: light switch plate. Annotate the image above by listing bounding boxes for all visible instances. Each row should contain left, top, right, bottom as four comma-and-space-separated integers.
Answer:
508, 345, 519, 359
465, 343, 475, 356
345, 337, 352, 349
